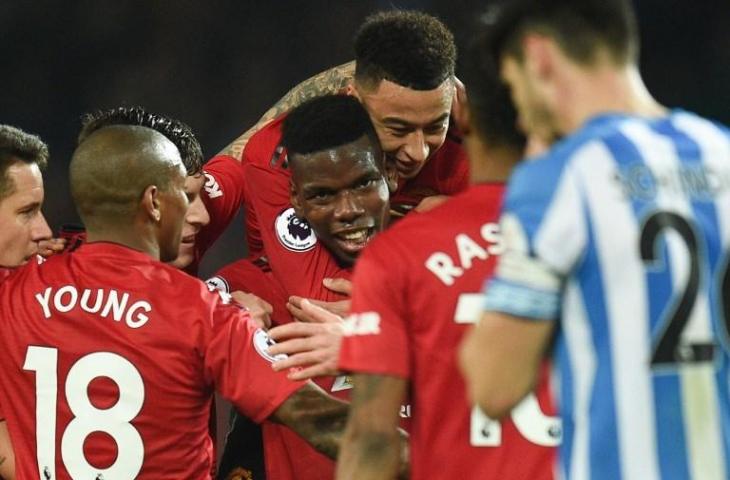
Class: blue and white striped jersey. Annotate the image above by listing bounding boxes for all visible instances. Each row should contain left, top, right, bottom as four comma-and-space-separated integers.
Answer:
484, 110, 730, 480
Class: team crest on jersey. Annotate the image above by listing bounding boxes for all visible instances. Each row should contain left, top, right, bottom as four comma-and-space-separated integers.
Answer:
253, 328, 287, 363
205, 279, 232, 304
205, 275, 230, 294
275, 207, 316, 252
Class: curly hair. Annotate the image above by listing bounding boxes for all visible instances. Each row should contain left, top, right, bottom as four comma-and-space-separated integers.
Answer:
0, 125, 49, 199
354, 10, 456, 91
78, 106, 204, 175
281, 95, 380, 162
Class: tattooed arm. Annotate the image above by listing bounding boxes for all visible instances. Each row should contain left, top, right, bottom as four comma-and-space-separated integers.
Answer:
0, 421, 14, 480
218, 60, 356, 159
269, 382, 350, 460
336, 374, 409, 480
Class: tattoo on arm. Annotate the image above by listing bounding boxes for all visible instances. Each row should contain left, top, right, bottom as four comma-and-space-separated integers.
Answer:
218, 60, 356, 159
337, 374, 409, 480
270, 382, 349, 460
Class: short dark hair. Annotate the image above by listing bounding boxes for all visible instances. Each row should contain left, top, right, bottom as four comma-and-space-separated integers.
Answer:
354, 10, 456, 91
0, 125, 49, 200
281, 95, 380, 160
462, 29, 526, 150
78, 106, 204, 175
488, 0, 639, 66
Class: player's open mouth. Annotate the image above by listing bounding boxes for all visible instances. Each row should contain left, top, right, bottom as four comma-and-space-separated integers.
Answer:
333, 227, 374, 254
181, 234, 196, 245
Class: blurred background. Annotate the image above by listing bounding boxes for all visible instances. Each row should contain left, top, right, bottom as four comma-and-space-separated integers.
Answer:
2, 0, 729, 276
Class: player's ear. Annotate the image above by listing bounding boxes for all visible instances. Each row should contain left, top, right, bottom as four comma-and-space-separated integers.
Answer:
141, 185, 162, 223
346, 82, 360, 101
383, 154, 398, 193
453, 95, 472, 136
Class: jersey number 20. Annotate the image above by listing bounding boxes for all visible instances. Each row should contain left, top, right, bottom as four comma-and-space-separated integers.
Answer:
24, 346, 145, 479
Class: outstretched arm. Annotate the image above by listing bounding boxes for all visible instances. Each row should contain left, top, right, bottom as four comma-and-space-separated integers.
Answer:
218, 60, 356, 159
336, 374, 408, 480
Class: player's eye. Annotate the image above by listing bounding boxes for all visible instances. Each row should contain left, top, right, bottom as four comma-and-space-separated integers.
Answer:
388, 128, 410, 138
308, 191, 334, 202
355, 178, 378, 190
425, 122, 448, 135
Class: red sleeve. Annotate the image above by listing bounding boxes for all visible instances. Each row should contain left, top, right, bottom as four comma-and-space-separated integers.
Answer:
243, 163, 350, 300
203, 295, 305, 423
338, 241, 410, 379
194, 154, 246, 261
209, 259, 293, 327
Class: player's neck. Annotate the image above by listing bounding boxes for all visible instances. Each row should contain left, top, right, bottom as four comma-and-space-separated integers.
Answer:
85, 227, 160, 260
469, 143, 520, 184
561, 64, 667, 134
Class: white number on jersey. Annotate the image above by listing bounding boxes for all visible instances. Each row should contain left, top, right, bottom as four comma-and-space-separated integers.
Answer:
24, 346, 145, 479
455, 293, 562, 447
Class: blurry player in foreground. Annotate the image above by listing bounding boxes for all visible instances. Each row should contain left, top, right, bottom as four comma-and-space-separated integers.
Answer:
460, 1, 730, 478
0, 125, 360, 479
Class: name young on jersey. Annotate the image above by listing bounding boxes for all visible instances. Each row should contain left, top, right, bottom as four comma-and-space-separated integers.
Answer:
425, 222, 502, 286
35, 285, 152, 329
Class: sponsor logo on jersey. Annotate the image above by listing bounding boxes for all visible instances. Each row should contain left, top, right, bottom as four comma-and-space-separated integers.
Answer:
205, 275, 230, 294
342, 312, 381, 336
275, 207, 317, 252
203, 171, 223, 199
252, 328, 287, 363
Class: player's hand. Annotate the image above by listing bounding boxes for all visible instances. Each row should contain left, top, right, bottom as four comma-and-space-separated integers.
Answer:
37, 238, 67, 258
287, 277, 352, 321
268, 303, 344, 380
414, 195, 450, 213
230, 291, 273, 329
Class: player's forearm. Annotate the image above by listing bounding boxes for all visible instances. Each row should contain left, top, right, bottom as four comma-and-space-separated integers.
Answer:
271, 382, 349, 460
336, 374, 409, 479
336, 425, 402, 480
218, 60, 356, 159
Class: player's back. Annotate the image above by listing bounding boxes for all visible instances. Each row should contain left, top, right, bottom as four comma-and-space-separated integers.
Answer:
345, 184, 558, 479
506, 110, 730, 479
0, 243, 232, 479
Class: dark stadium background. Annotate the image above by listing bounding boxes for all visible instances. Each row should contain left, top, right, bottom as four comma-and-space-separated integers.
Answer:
1, 0, 728, 278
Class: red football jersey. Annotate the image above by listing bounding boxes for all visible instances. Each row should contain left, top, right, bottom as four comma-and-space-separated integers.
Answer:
339, 184, 559, 480
211, 257, 346, 480
0, 243, 304, 480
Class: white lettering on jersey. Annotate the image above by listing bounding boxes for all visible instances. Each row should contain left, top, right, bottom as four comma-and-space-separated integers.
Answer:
203, 172, 223, 199
425, 222, 503, 286
35, 286, 152, 329
342, 312, 381, 336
